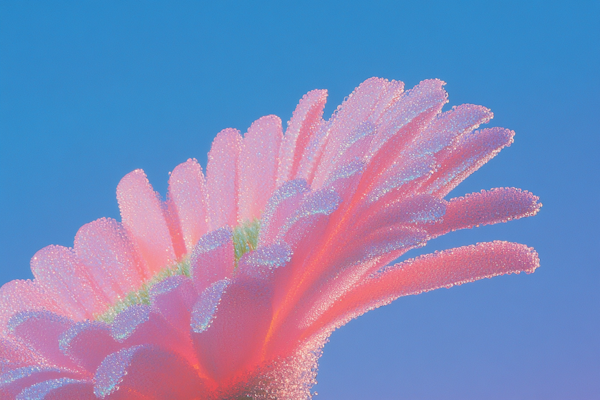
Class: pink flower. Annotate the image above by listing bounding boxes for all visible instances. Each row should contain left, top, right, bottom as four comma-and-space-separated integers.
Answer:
0, 78, 540, 399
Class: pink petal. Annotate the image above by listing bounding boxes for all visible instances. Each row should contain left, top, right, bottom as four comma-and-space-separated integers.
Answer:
149, 276, 197, 334
313, 77, 391, 188
0, 337, 40, 371
167, 159, 210, 254
110, 305, 196, 367
116, 169, 176, 275
0, 367, 78, 399
266, 258, 382, 360
269, 201, 339, 319
237, 243, 292, 280
366, 153, 435, 204
302, 241, 540, 340
238, 115, 283, 222
295, 118, 330, 185
370, 79, 405, 122
279, 189, 341, 248
93, 345, 206, 399
345, 80, 447, 205
356, 194, 446, 237
190, 228, 234, 293
59, 321, 121, 373
16, 378, 95, 400
277, 89, 328, 186
31, 246, 108, 319
321, 160, 365, 204
424, 127, 515, 197
7, 311, 82, 373
258, 180, 309, 246
292, 226, 428, 318
192, 278, 273, 384
409, 104, 493, 157
206, 128, 242, 230
0, 280, 63, 333
369, 79, 448, 157
163, 196, 187, 261
326, 122, 376, 174
427, 188, 542, 237
74, 218, 148, 299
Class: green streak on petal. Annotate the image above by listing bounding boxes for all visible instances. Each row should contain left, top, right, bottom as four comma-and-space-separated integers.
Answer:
233, 218, 261, 264
94, 258, 191, 324
94, 219, 261, 324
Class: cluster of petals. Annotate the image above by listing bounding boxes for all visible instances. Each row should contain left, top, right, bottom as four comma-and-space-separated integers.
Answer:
0, 77, 541, 399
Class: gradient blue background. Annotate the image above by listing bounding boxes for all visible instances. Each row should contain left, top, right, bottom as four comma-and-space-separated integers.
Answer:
1, 1, 598, 399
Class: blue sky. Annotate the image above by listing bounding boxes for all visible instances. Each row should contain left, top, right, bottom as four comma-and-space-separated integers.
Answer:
0, 1, 598, 398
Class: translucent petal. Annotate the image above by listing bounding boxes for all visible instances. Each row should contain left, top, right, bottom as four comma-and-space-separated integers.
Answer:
16, 378, 94, 400
302, 241, 540, 340
31, 246, 107, 319
190, 227, 234, 293
427, 188, 542, 237
167, 158, 211, 254
94, 345, 205, 399
239, 115, 283, 222
206, 128, 242, 229
74, 218, 148, 299
59, 321, 120, 373
277, 89, 328, 186
116, 169, 175, 275
7, 311, 80, 372
110, 305, 196, 367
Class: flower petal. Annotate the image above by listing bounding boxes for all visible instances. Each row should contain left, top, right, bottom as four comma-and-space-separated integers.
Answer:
74, 218, 148, 299
16, 378, 94, 400
424, 127, 515, 197
0, 337, 41, 372
149, 276, 197, 334
59, 321, 121, 373
238, 115, 283, 222
258, 179, 309, 246
190, 227, 234, 293
192, 278, 273, 384
277, 89, 328, 186
167, 158, 211, 254
93, 345, 205, 399
116, 169, 176, 275
31, 246, 108, 319
301, 241, 540, 340
313, 78, 394, 186
369, 79, 448, 158
0, 280, 63, 334
238, 243, 292, 280
427, 188, 542, 237
110, 305, 196, 367
7, 311, 81, 372
206, 128, 242, 230
409, 103, 493, 157
0, 366, 77, 399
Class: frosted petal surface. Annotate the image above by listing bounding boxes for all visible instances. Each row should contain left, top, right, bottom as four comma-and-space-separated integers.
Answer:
277, 89, 328, 185
16, 378, 94, 400
116, 169, 175, 275
94, 345, 205, 399
190, 227, 234, 293
0, 77, 541, 399
239, 115, 283, 222
31, 246, 107, 320
74, 218, 147, 298
167, 158, 210, 253
207, 128, 242, 229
